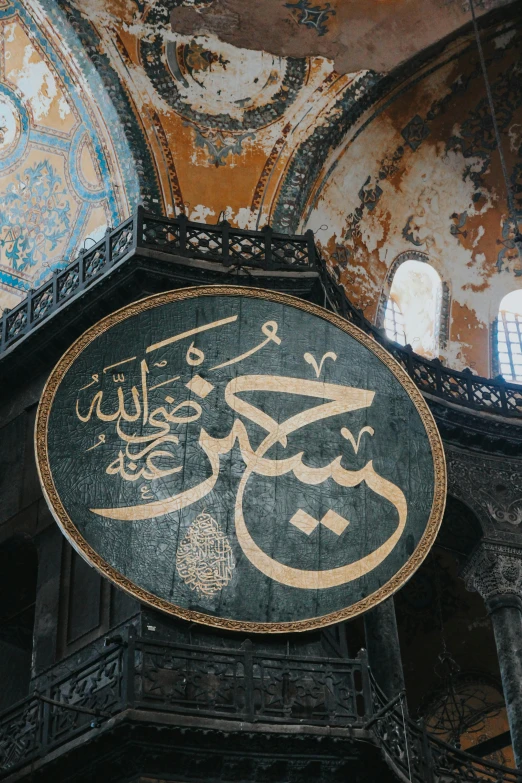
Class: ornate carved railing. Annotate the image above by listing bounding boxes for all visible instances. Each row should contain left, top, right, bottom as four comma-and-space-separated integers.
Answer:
369, 675, 521, 782
0, 633, 368, 776
135, 636, 367, 725
0, 209, 314, 356
318, 264, 522, 418
0, 634, 519, 781
1, 208, 522, 417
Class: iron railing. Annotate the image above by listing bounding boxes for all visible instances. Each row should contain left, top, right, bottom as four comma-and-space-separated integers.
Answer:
0, 209, 314, 356
318, 263, 522, 418
369, 675, 520, 782
0, 634, 519, 781
1, 208, 522, 417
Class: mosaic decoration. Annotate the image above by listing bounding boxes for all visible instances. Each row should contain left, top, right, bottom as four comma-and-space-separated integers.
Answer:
0, 160, 70, 273
293, 20, 522, 378
272, 70, 381, 232
285, 0, 336, 37
3, 0, 518, 386
0, 0, 140, 312
445, 52, 522, 273
449, 211, 468, 241
358, 176, 382, 212
401, 114, 430, 152
402, 215, 425, 247
496, 217, 522, 275
512, 161, 522, 217
298, 24, 520, 244
53, 0, 160, 211
185, 122, 255, 167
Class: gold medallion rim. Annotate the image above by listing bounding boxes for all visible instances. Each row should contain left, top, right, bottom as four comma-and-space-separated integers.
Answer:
35, 284, 447, 633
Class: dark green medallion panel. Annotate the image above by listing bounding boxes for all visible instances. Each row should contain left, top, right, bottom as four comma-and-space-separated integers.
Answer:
36, 287, 446, 632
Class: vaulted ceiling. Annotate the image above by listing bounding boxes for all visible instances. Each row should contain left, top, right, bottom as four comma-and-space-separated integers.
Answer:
1, 0, 521, 376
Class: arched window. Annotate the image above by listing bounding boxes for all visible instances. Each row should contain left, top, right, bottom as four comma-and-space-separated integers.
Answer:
384, 297, 406, 345
384, 259, 443, 358
497, 290, 522, 382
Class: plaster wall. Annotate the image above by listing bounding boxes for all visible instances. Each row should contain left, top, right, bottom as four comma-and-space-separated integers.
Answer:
1, 0, 521, 381
169, 0, 515, 75
305, 20, 522, 376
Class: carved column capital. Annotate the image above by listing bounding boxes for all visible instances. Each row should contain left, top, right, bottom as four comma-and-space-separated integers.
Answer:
461, 541, 522, 613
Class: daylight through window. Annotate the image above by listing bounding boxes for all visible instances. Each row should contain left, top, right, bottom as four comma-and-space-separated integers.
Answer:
384, 259, 442, 359
384, 298, 406, 345
498, 290, 522, 382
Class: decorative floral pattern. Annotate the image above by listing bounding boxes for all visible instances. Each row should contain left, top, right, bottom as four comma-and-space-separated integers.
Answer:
141, 10, 307, 133
285, 0, 336, 36
186, 123, 254, 167
401, 114, 430, 151
0, 161, 70, 272
0, 0, 140, 311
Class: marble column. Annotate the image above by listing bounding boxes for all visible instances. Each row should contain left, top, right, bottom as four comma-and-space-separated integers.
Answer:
364, 597, 405, 700
462, 541, 522, 768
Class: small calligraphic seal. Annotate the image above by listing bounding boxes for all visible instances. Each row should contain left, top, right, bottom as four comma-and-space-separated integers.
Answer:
176, 513, 234, 596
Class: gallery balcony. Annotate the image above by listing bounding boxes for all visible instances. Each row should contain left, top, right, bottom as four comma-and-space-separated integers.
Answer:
0, 630, 519, 783
1, 209, 522, 431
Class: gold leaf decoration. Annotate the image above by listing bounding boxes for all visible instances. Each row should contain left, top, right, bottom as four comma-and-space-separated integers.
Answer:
176, 512, 234, 596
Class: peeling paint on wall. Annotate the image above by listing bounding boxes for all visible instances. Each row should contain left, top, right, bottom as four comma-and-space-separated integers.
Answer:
0, 0, 139, 311
305, 20, 522, 376
2, 0, 521, 382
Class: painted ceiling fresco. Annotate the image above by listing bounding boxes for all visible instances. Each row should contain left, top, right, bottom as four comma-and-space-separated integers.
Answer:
306, 16, 522, 376
0, 0, 139, 311
168, 0, 512, 73
57, 0, 367, 227
0, 0, 521, 379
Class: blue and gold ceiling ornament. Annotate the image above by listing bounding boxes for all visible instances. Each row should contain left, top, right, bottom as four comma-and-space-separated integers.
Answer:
0, 0, 141, 310
285, 0, 336, 37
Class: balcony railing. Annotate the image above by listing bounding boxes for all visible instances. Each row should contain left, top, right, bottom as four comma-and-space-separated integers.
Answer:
0, 209, 314, 357
369, 675, 519, 783
1, 208, 522, 418
318, 263, 522, 418
0, 633, 519, 781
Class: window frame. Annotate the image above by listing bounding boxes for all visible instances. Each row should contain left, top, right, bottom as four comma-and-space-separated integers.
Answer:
383, 296, 407, 346
377, 251, 449, 356
497, 309, 522, 382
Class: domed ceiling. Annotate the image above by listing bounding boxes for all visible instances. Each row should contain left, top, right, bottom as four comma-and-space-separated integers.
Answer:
0, 0, 520, 381
0, 0, 140, 311
305, 15, 522, 375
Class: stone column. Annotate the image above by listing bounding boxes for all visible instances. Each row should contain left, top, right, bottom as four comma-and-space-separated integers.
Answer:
462, 541, 522, 768
364, 597, 405, 700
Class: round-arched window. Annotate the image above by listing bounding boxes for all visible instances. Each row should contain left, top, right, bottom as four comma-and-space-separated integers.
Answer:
384, 259, 443, 358
497, 290, 522, 383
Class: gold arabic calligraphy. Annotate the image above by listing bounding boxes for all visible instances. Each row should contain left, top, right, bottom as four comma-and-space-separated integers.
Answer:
176, 513, 235, 596
75, 314, 408, 590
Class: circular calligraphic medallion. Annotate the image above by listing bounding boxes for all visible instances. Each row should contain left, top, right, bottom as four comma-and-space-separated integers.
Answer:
36, 286, 446, 632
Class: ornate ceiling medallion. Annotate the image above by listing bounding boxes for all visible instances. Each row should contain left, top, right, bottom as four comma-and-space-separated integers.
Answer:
142, 6, 307, 132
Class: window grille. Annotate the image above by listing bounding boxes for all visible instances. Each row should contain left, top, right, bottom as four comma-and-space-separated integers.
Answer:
384, 298, 406, 345
498, 310, 522, 382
